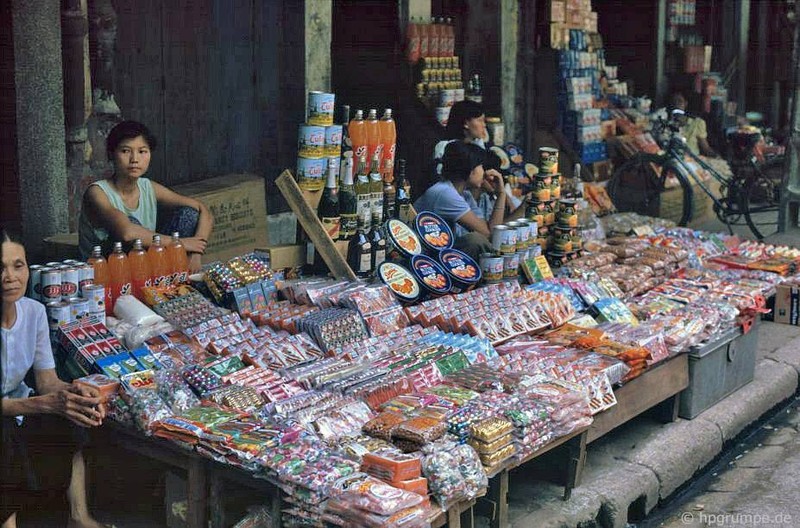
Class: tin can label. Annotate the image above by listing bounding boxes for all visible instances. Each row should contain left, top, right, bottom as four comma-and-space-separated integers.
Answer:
78, 265, 94, 295
480, 253, 504, 283
298, 125, 325, 158
61, 268, 79, 300
492, 226, 517, 255
307, 91, 335, 126
324, 125, 343, 157
82, 284, 106, 314
503, 253, 520, 278
47, 301, 72, 330
539, 147, 559, 174
297, 156, 326, 191
28, 265, 44, 301
41, 270, 62, 302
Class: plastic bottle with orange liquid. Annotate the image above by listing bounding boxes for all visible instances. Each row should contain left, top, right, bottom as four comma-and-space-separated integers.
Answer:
379, 108, 397, 182
87, 245, 113, 315
127, 238, 151, 300
148, 235, 171, 287
166, 232, 190, 285
107, 241, 132, 312
365, 109, 383, 170
349, 110, 368, 168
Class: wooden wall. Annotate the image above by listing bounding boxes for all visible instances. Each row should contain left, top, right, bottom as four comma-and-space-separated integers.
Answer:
1, 0, 20, 233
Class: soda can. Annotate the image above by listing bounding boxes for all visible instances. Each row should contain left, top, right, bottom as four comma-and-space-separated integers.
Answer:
324, 125, 343, 158
28, 264, 45, 301
296, 156, 326, 192
307, 91, 335, 126
63, 259, 81, 265
479, 253, 504, 284
60, 267, 80, 301
491, 225, 517, 256
41, 269, 63, 303
69, 297, 90, 320
77, 265, 94, 296
46, 301, 72, 333
45, 261, 62, 268
516, 219, 534, 250
297, 124, 325, 158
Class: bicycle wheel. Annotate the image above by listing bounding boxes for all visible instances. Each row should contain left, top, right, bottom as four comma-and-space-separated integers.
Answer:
741, 173, 782, 240
607, 154, 665, 219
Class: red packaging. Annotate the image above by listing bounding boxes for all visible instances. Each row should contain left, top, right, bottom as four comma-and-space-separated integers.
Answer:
394, 477, 429, 497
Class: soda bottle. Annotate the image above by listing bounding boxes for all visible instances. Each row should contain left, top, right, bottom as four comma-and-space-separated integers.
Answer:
107, 241, 131, 312
443, 17, 455, 57
166, 232, 190, 285
349, 110, 368, 169
428, 17, 440, 57
365, 109, 383, 169
148, 235, 171, 287
379, 108, 397, 183
406, 18, 421, 63
87, 245, 113, 315
127, 238, 151, 300
369, 153, 384, 228
419, 18, 430, 58
339, 156, 358, 241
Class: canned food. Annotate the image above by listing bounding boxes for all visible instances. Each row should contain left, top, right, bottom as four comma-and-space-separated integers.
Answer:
410, 254, 451, 297
82, 283, 106, 314
539, 147, 559, 174
527, 209, 544, 226
78, 265, 94, 296
46, 262, 62, 267
503, 253, 520, 279
307, 91, 335, 126
529, 243, 543, 257
298, 124, 325, 158
516, 219, 533, 250
479, 253, 505, 284
69, 297, 90, 320
46, 301, 72, 332
558, 199, 578, 227
486, 117, 504, 146
453, 88, 465, 102
537, 225, 550, 238
516, 249, 529, 265
536, 237, 549, 250
63, 259, 82, 265
542, 200, 557, 225
437, 249, 481, 293
491, 225, 517, 255
571, 233, 583, 251
550, 174, 561, 199
438, 89, 456, 107
324, 125, 343, 157
88, 311, 106, 325
384, 219, 423, 261
552, 225, 574, 252
414, 212, 454, 253
28, 265, 44, 301
532, 178, 551, 201
41, 269, 62, 302
60, 267, 80, 301
297, 156, 326, 191
378, 262, 421, 304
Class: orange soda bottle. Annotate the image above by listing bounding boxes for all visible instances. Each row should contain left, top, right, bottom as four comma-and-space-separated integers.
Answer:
406, 18, 421, 63
87, 245, 113, 315
107, 241, 131, 312
166, 232, 189, 285
379, 108, 397, 182
419, 18, 430, 58
365, 109, 382, 170
428, 17, 440, 57
349, 110, 368, 168
127, 238, 152, 300
148, 235, 171, 287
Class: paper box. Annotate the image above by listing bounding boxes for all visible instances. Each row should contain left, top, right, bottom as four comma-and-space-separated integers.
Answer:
254, 245, 305, 269
772, 282, 800, 325
172, 173, 268, 263
550, 0, 566, 22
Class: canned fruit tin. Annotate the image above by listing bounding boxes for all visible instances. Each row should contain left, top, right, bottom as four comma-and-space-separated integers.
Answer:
414, 212, 453, 253
82, 284, 106, 314
503, 253, 520, 279
307, 91, 335, 126
46, 301, 72, 331
324, 125, 343, 157
552, 228, 573, 252
41, 269, 62, 303
297, 125, 325, 158
438, 89, 457, 107
435, 106, 451, 126
516, 249, 529, 265
69, 297, 90, 320
529, 243, 543, 257
410, 254, 451, 296
515, 219, 533, 250
479, 253, 505, 283
437, 249, 481, 293
542, 201, 557, 225
385, 219, 423, 261
60, 267, 80, 300
558, 199, 578, 227
571, 234, 583, 250
296, 156, 326, 191
78, 265, 94, 295
491, 225, 517, 255
539, 147, 559, 174
378, 262, 421, 304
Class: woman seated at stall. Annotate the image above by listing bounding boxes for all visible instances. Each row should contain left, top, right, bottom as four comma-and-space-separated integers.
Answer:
414, 141, 528, 260
79, 120, 214, 272
1, 228, 108, 528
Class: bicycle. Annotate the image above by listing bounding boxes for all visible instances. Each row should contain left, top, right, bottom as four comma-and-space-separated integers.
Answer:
606, 113, 784, 240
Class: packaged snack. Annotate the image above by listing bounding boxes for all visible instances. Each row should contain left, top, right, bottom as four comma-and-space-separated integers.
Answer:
361, 451, 422, 483
330, 474, 424, 516
363, 411, 407, 441
392, 416, 447, 445
469, 416, 514, 443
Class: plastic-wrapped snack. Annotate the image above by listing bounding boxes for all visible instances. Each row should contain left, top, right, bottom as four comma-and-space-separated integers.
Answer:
231, 505, 275, 528
361, 450, 422, 483
479, 443, 517, 469
363, 411, 407, 441
325, 499, 430, 528
450, 443, 487, 496
127, 389, 173, 434
329, 474, 424, 516
154, 369, 200, 414
392, 416, 447, 444
469, 416, 513, 443
467, 433, 514, 455
421, 446, 467, 507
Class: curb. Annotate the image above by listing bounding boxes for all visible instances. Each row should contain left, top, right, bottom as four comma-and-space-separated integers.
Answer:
501, 330, 800, 528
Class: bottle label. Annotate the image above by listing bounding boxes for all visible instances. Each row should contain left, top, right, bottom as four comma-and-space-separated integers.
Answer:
153, 275, 171, 288
172, 271, 188, 284
371, 193, 384, 225
359, 252, 372, 273
374, 249, 386, 268
340, 214, 357, 240
357, 196, 372, 229
399, 204, 413, 223
384, 195, 397, 220
322, 216, 341, 241
117, 282, 132, 297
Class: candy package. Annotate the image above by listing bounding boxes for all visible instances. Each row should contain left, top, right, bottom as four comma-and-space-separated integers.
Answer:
392, 416, 448, 445
363, 411, 407, 441
329, 474, 424, 516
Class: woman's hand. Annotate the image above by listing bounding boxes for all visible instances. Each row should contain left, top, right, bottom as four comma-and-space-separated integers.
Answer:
188, 253, 203, 273
43, 385, 105, 428
181, 237, 207, 255
484, 169, 506, 195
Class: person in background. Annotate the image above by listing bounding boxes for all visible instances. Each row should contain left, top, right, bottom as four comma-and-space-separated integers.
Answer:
79, 120, 214, 272
1, 228, 108, 528
415, 141, 528, 259
670, 93, 719, 158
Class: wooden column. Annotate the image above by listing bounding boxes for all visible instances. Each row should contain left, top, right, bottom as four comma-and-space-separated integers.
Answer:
654, 0, 668, 107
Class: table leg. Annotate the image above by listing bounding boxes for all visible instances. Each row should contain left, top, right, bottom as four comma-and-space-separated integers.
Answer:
271, 490, 283, 527
209, 472, 224, 528
488, 470, 509, 528
447, 506, 462, 528
186, 458, 208, 528
563, 430, 588, 501
655, 393, 680, 423
460, 505, 475, 528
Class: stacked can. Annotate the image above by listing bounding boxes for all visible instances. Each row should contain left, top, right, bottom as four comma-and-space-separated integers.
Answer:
527, 147, 561, 251
297, 91, 337, 191
29, 258, 104, 333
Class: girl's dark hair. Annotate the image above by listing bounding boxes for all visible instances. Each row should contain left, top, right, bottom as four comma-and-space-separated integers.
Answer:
444, 100, 485, 140
106, 120, 158, 159
442, 141, 486, 182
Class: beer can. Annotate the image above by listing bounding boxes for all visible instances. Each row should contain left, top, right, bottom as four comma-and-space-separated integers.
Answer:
516, 219, 534, 249
46, 301, 72, 333
28, 265, 44, 301
63, 259, 82, 265
538, 147, 559, 174
69, 297, 90, 320
503, 252, 520, 279
82, 284, 106, 314
296, 156, 326, 191
506, 221, 525, 252
492, 225, 518, 255
479, 253, 504, 284
307, 91, 335, 126
77, 265, 94, 296
297, 125, 325, 158
41, 269, 63, 303
45, 261, 62, 268
60, 267, 80, 301
324, 125, 343, 158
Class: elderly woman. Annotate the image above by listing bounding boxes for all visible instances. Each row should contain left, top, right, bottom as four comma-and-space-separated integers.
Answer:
79, 120, 214, 272
1, 228, 109, 528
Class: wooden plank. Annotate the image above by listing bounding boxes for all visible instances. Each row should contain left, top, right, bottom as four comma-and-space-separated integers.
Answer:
276, 170, 357, 281
487, 470, 509, 528
588, 354, 689, 444
186, 457, 208, 528
209, 472, 225, 528
563, 430, 588, 500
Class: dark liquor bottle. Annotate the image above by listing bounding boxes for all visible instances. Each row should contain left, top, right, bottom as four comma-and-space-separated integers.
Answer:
395, 159, 413, 223
383, 170, 396, 223
347, 227, 372, 278
318, 163, 340, 241
369, 225, 387, 271
339, 105, 352, 185
339, 156, 357, 241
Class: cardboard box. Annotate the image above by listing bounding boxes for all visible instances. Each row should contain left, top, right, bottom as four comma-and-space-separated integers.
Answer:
255, 245, 305, 269
550, 0, 565, 22
173, 173, 268, 263
773, 282, 800, 325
